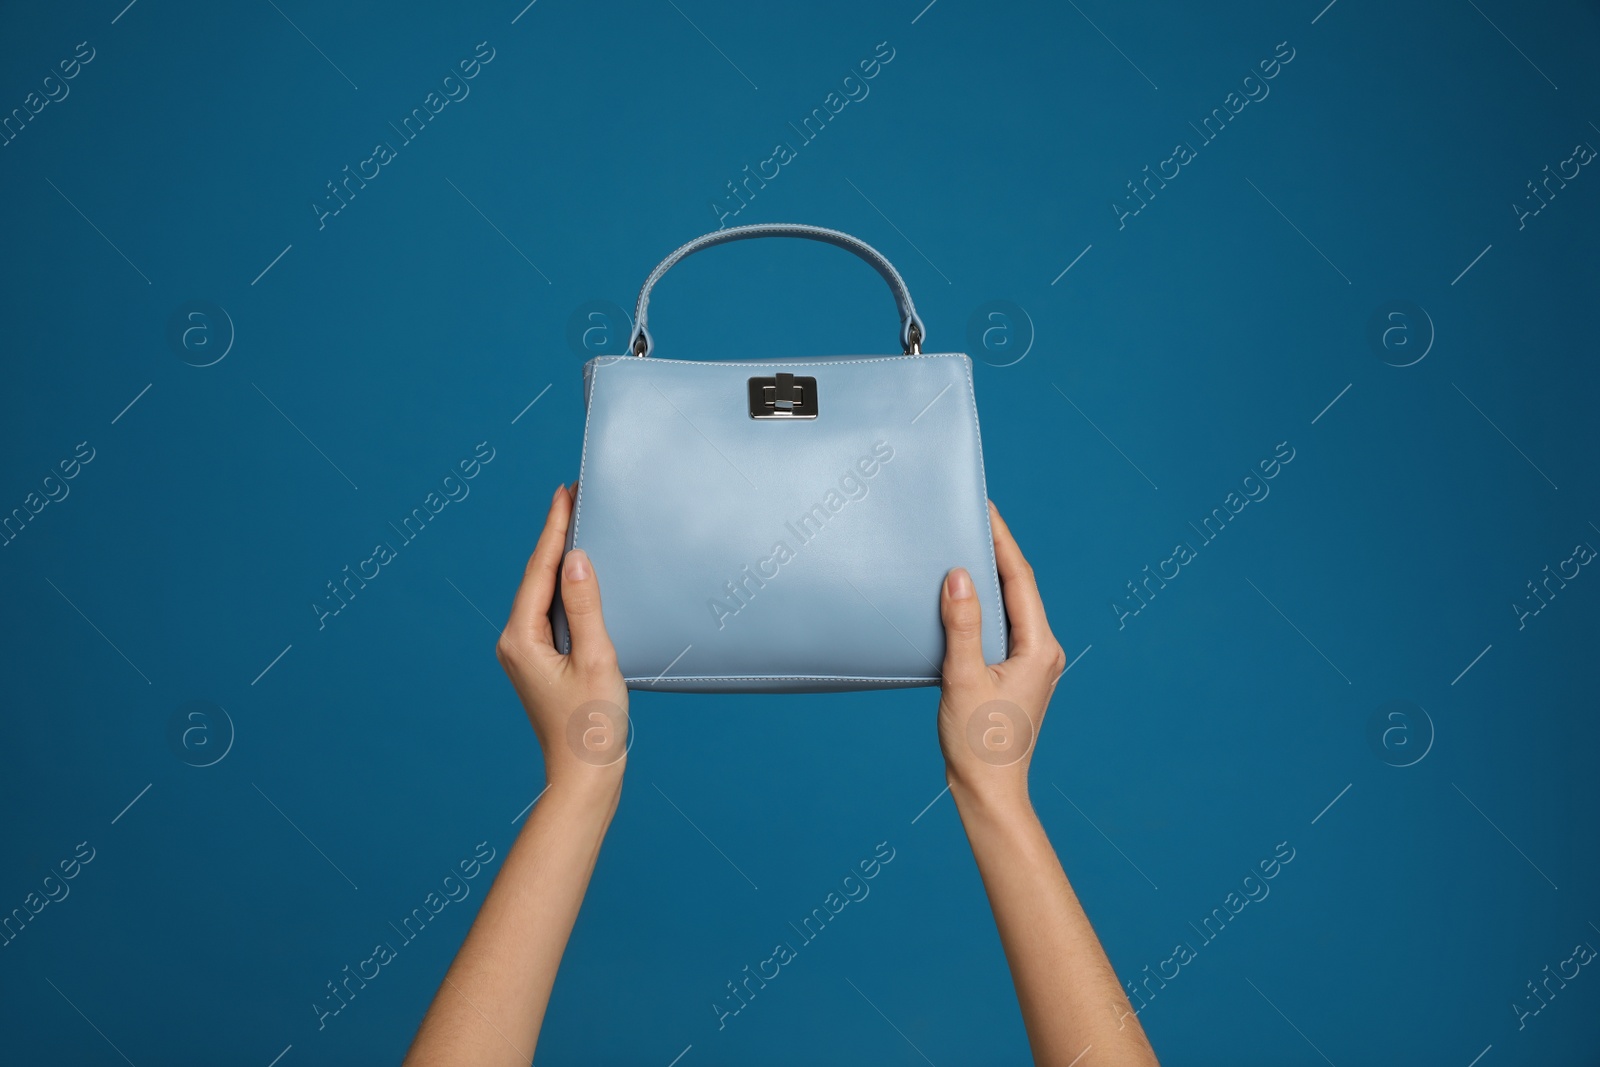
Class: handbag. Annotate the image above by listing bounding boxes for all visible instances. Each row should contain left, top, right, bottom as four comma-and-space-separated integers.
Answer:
550, 222, 1008, 692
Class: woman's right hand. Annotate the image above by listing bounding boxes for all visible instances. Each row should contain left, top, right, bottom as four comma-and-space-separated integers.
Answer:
496, 483, 629, 795
935, 500, 1068, 806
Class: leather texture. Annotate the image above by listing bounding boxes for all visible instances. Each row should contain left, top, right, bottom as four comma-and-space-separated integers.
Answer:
626, 223, 927, 358
552, 227, 1006, 693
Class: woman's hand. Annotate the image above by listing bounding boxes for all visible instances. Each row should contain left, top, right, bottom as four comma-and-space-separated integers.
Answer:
404, 484, 628, 1066
936, 500, 1068, 807
935, 503, 1161, 1065
496, 483, 629, 794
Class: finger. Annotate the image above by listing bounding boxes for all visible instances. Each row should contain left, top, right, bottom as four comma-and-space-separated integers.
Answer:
559, 548, 618, 671
939, 566, 988, 687
988, 501, 1053, 657
505, 484, 572, 644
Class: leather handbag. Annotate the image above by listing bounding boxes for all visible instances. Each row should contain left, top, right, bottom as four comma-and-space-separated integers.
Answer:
550, 223, 1007, 692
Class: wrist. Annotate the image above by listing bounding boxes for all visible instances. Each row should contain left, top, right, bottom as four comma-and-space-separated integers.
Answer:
946, 767, 1033, 825
543, 760, 625, 809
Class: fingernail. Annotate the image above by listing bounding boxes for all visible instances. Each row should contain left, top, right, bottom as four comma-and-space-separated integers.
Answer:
553, 484, 565, 502
564, 549, 589, 582
947, 567, 973, 599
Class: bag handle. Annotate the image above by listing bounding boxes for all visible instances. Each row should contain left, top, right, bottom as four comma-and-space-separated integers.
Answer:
626, 223, 927, 358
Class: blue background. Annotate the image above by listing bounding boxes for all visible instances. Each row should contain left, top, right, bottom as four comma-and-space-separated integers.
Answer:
2, 0, 1597, 1064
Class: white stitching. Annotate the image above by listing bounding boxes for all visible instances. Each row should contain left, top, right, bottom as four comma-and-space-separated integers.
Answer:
625, 675, 935, 683
591, 352, 964, 369
960, 353, 1008, 660
562, 360, 600, 656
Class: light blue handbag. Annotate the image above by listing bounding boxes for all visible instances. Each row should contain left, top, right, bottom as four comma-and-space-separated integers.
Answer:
551, 223, 1007, 692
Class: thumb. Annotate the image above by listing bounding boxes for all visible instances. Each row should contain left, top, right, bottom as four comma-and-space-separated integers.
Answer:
939, 567, 986, 687
560, 549, 617, 671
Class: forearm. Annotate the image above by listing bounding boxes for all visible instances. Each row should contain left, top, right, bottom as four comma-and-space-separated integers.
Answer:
951, 779, 1158, 1066
404, 774, 622, 1066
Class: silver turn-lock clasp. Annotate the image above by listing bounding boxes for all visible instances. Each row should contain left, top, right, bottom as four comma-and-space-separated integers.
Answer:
748, 372, 818, 419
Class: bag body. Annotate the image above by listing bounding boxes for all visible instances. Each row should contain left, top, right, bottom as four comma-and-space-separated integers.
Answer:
551, 224, 1007, 692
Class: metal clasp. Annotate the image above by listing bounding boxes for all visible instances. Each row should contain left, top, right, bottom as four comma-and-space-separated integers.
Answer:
905, 322, 922, 355
748, 373, 818, 419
